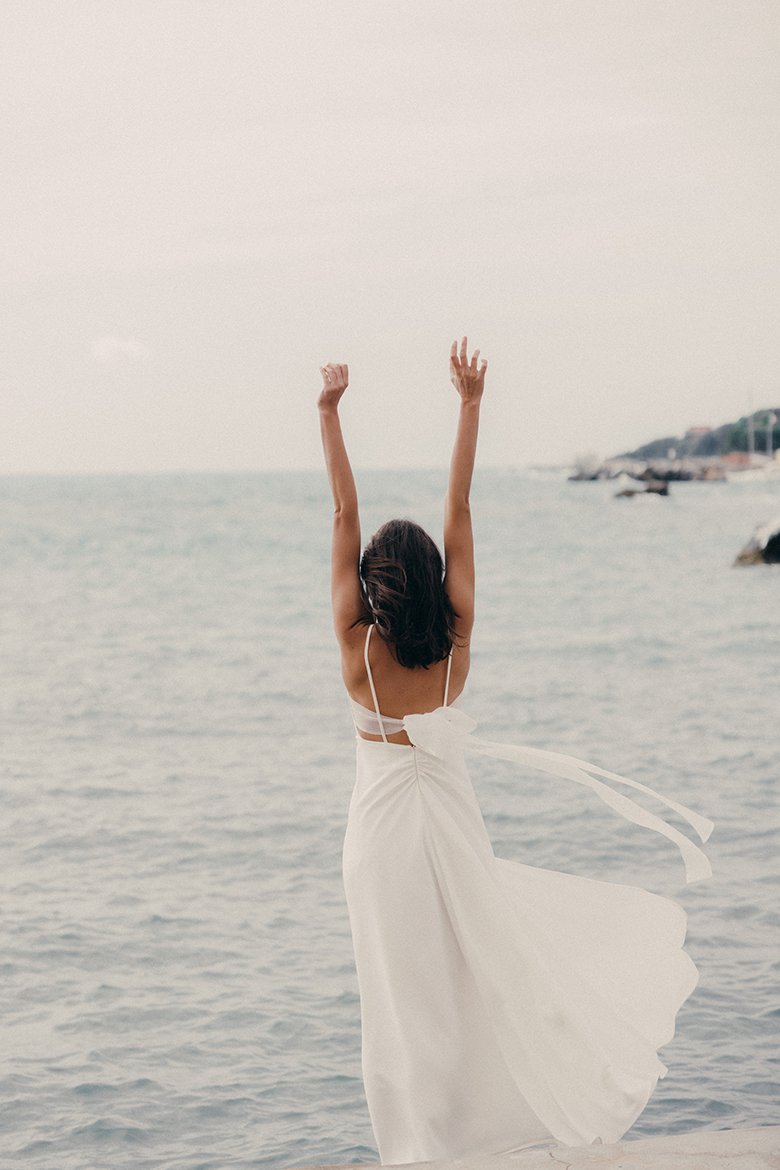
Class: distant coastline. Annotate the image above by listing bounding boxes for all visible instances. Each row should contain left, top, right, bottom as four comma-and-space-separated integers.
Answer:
572, 407, 780, 482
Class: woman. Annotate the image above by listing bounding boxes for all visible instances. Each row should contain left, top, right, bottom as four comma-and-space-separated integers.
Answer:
318, 339, 712, 1165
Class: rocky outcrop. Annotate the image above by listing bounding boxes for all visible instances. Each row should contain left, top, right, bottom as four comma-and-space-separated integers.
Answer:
569, 457, 727, 483
734, 518, 780, 565
615, 479, 669, 499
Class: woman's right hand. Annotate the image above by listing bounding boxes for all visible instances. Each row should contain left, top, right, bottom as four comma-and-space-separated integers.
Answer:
449, 337, 487, 403
318, 362, 349, 411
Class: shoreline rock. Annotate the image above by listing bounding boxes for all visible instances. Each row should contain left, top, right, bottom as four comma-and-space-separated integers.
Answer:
615, 478, 669, 498
569, 456, 728, 483
734, 518, 780, 566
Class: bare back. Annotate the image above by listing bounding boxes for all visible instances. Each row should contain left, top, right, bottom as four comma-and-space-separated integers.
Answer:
341, 624, 470, 745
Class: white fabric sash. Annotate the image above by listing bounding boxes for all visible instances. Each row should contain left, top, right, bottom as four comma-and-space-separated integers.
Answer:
403, 706, 713, 884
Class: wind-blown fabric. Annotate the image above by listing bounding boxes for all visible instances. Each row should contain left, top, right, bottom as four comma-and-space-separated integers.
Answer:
342, 706, 712, 1165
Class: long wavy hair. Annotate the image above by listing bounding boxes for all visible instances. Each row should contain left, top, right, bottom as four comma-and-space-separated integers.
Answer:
358, 519, 457, 668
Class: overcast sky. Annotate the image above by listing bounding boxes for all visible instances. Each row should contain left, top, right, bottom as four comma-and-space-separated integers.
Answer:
3, 0, 778, 472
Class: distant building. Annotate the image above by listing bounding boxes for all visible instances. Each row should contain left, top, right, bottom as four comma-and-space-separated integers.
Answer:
685, 425, 712, 440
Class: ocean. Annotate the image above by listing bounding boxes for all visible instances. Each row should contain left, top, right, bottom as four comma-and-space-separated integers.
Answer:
1, 469, 777, 1169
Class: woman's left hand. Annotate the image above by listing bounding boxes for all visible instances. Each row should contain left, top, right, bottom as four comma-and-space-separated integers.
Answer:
318, 363, 349, 411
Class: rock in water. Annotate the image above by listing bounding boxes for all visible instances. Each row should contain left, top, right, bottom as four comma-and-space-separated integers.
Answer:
734, 517, 780, 565
615, 480, 669, 499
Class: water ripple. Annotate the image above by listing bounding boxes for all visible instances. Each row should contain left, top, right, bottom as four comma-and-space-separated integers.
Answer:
0, 471, 777, 1169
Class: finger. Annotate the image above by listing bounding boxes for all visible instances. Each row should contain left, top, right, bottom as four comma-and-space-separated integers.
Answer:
450, 340, 460, 369
320, 366, 330, 383
470, 348, 480, 371
339, 363, 348, 383
460, 336, 468, 361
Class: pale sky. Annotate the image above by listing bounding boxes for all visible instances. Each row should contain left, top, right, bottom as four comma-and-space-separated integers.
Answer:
3, 0, 778, 472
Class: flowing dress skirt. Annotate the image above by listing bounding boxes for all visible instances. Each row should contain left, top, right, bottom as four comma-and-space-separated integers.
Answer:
342, 713, 710, 1165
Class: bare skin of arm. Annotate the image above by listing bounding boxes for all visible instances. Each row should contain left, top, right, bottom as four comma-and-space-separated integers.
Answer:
444, 336, 487, 655
318, 362, 366, 646
318, 341, 487, 738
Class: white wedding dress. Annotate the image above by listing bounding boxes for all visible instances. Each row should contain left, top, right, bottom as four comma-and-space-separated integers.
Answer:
343, 628, 712, 1166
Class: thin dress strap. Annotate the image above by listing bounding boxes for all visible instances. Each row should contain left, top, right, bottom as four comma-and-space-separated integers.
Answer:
443, 649, 453, 707
364, 625, 388, 743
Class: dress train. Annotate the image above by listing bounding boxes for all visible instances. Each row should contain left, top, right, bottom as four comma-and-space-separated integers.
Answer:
343, 705, 712, 1165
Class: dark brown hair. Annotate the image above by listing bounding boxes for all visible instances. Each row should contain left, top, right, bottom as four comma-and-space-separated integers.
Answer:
359, 519, 457, 668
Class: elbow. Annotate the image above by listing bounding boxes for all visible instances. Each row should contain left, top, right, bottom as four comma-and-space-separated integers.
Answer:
333, 501, 359, 522
446, 493, 471, 516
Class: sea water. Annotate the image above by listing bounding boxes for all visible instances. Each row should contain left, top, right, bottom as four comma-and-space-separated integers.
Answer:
0, 469, 777, 1169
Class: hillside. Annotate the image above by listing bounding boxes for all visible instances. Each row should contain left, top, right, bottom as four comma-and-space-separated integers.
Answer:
616, 408, 780, 461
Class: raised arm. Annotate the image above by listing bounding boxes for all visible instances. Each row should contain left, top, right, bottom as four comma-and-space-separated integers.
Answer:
318, 362, 365, 642
444, 337, 487, 638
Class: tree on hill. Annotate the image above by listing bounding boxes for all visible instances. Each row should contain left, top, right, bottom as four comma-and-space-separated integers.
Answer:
617, 409, 780, 460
